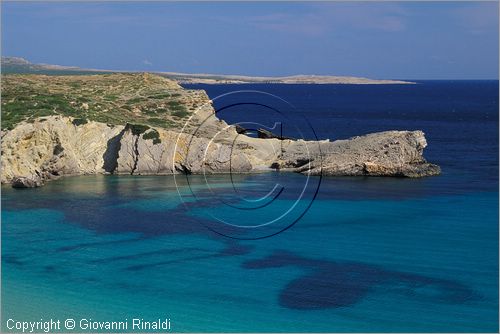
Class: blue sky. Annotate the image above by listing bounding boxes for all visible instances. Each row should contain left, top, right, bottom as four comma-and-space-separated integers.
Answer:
2, 2, 498, 79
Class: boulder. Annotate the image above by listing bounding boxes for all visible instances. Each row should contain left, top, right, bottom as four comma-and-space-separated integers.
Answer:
11, 175, 43, 188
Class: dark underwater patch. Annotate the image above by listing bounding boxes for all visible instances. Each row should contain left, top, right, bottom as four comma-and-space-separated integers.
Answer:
242, 250, 478, 310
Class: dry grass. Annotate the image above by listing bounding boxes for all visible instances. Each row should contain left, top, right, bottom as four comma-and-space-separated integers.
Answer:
1, 73, 209, 130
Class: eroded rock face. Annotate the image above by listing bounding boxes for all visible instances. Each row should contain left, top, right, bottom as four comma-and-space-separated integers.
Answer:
1, 116, 440, 187
1, 116, 123, 184
303, 130, 441, 177
11, 175, 44, 188
114, 125, 252, 175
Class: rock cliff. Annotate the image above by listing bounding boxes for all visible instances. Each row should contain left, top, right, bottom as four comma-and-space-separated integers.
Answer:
0, 73, 440, 186
1, 116, 440, 186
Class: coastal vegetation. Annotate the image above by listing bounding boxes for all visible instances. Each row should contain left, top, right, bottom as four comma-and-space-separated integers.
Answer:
1, 73, 205, 131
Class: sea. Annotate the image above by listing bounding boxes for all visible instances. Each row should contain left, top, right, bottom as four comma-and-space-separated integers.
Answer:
2, 81, 498, 332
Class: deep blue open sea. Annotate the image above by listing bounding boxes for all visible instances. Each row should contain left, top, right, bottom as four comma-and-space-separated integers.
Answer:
2, 81, 499, 332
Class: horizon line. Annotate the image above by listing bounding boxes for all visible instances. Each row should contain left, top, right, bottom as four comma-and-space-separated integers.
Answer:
2, 55, 499, 81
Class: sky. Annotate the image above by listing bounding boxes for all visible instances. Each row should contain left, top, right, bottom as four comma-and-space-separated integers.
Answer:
2, 2, 498, 79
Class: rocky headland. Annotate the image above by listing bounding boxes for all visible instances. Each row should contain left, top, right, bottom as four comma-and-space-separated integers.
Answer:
1, 73, 439, 187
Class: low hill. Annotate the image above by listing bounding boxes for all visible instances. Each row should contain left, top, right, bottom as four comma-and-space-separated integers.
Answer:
1, 57, 413, 84
1, 72, 212, 130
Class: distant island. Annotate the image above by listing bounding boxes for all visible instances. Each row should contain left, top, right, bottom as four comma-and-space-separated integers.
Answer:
2, 57, 414, 85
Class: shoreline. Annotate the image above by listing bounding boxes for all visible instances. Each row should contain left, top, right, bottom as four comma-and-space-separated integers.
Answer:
1, 73, 439, 188
2, 57, 414, 85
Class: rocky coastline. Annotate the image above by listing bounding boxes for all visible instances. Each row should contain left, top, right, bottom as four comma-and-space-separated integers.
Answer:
1, 73, 440, 188
1, 115, 440, 188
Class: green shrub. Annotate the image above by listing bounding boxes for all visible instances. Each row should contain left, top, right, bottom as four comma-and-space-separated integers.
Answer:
142, 129, 159, 140
77, 96, 91, 102
142, 129, 162, 145
172, 110, 189, 118
72, 118, 88, 126
127, 97, 146, 104
168, 101, 182, 108
147, 117, 171, 128
104, 95, 118, 101
126, 123, 150, 135
148, 93, 171, 99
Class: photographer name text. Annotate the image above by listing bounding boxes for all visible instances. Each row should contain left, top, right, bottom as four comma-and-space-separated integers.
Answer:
6, 318, 172, 333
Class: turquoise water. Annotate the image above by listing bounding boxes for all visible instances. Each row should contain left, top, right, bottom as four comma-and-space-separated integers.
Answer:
2, 174, 498, 332
2, 82, 499, 332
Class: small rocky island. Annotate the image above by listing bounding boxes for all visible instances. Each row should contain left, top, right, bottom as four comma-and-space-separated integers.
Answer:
1, 73, 440, 188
